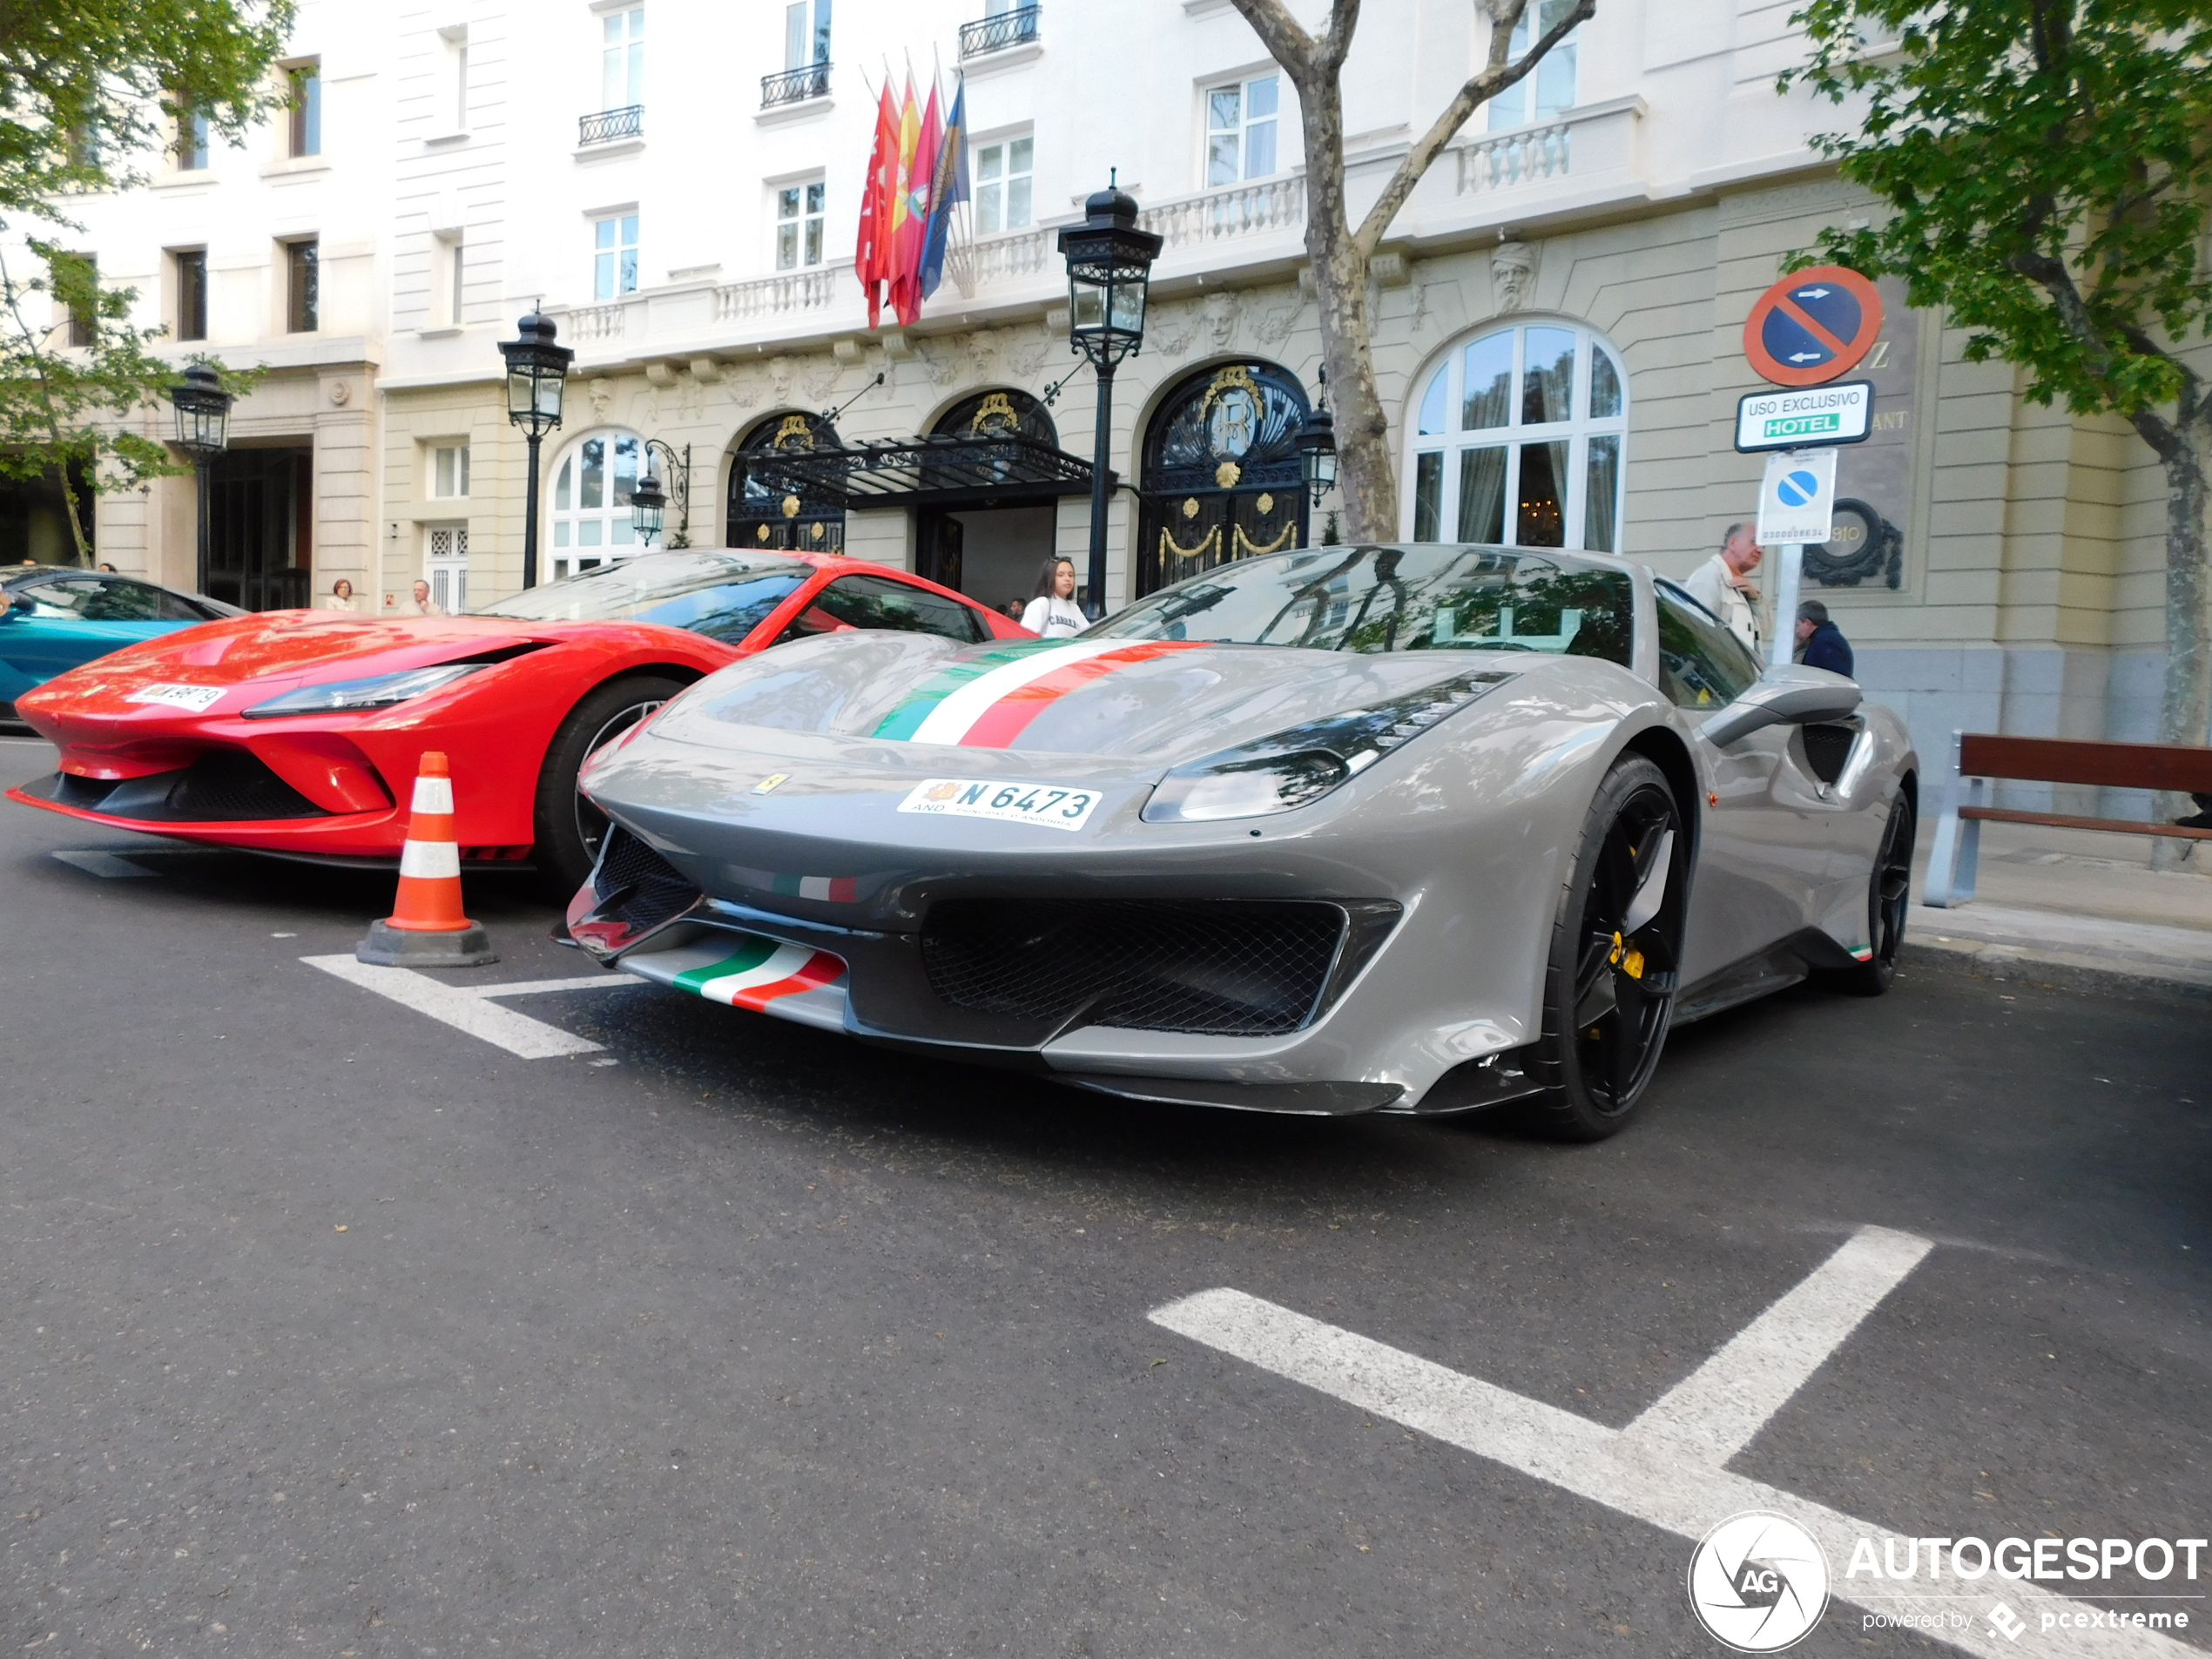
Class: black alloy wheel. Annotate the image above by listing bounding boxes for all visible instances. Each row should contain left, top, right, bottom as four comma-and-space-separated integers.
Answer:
1830, 791, 1914, 995
532, 675, 686, 898
1530, 754, 1688, 1142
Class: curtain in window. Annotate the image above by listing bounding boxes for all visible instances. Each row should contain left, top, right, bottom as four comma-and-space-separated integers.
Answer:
1584, 435, 1620, 553
1458, 448, 1507, 543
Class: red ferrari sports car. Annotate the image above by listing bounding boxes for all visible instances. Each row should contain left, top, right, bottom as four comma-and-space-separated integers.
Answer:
8, 549, 1028, 891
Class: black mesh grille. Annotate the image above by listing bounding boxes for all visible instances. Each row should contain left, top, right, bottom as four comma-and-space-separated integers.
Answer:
166, 752, 328, 820
1801, 722, 1857, 786
592, 826, 702, 933
921, 899, 1345, 1036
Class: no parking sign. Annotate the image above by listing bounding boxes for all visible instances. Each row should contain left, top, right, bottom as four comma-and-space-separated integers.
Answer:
1756, 448, 1838, 546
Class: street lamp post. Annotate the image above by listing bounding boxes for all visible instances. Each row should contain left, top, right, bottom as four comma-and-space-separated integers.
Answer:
166, 363, 233, 597
1057, 177, 1161, 620
496, 312, 574, 589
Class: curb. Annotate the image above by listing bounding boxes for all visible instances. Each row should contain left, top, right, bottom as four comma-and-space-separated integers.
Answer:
1903, 935, 2212, 1001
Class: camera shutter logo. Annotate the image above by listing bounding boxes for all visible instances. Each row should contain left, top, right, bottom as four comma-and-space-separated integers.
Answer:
1688, 1512, 1831, 1652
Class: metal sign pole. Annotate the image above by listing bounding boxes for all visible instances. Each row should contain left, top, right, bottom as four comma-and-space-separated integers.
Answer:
1769, 543, 1804, 669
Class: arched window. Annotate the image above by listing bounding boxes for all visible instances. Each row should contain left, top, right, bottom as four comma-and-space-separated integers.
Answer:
726, 411, 846, 554
548, 429, 643, 582
1136, 361, 1311, 597
1405, 321, 1626, 553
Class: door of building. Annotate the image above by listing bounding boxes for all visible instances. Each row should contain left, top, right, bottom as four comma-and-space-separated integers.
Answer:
206, 447, 312, 611
1136, 362, 1311, 598
728, 413, 846, 554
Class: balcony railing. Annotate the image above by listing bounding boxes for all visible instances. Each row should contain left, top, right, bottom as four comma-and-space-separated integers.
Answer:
960, 4, 1042, 57
578, 105, 644, 145
715, 267, 838, 324
1145, 173, 1306, 250
569, 302, 627, 342
1454, 119, 1572, 194
761, 63, 832, 109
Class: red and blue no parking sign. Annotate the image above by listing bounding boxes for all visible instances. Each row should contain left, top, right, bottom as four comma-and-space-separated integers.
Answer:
1742, 266, 1884, 387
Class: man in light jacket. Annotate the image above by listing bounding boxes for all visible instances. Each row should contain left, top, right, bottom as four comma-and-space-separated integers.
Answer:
1683, 524, 1764, 655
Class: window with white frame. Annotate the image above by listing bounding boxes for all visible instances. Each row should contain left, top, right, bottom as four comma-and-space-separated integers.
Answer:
424, 525, 469, 613
592, 212, 638, 298
1406, 320, 1627, 553
434, 231, 464, 326
1205, 74, 1278, 186
783, 0, 831, 69
430, 443, 470, 499
439, 25, 469, 132
603, 7, 643, 110
974, 135, 1032, 233
1488, 0, 1579, 129
775, 180, 825, 269
548, 430, 643, 580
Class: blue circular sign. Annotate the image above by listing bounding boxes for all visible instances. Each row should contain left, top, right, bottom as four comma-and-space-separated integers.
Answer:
1777, 470, 1820, 508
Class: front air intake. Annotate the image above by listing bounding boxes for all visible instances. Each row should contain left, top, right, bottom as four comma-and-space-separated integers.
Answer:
920, 899, 1350, 1036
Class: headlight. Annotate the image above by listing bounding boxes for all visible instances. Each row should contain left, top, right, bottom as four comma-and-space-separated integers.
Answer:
243, 663, 485, 719
1142, 669, 1514, 824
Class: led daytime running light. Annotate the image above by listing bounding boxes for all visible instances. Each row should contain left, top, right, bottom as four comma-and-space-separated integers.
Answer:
1143, 670, 1514, 824
243, 662, 486, 719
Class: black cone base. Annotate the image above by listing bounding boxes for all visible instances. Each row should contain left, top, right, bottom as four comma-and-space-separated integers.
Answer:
355, 918, 498, 968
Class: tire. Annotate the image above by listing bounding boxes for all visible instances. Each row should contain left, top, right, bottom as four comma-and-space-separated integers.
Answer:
1527, 754, 1688, 1143
532, 675, 686, 898
1825, 790, 1914, 995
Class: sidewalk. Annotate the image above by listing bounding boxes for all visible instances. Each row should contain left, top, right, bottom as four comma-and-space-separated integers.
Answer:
1906, 818, 2212, 995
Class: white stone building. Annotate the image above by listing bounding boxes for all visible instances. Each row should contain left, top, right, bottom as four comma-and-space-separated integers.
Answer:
18, 0, 2199, 775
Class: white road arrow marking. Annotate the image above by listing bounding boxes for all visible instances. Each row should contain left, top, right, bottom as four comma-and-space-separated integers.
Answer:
303, 954, 641, 1059
1152, 1231, 2195, 1659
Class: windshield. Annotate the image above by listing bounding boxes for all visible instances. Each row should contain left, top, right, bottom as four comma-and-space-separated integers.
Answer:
474, 550, 810, 638
1089, 544, 1634, 664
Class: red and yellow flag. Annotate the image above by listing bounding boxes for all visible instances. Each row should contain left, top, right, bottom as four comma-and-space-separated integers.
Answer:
853, 81, 899, 326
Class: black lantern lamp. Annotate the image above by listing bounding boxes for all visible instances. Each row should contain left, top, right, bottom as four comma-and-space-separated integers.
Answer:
166, 362, 233, 597
1057, 174, 1162, 619
1297, 402, 1338, 508
496, 312, 574, 588
630, 437, 691, 548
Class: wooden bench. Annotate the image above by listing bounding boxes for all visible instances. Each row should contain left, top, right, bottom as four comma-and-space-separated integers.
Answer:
1923, 732, 2212, 907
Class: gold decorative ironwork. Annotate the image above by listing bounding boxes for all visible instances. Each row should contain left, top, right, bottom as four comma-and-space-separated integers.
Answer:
1215, 461, 1243, 489
1181, 496, 1201, 519
1160, 525, 1222, 562
1257, 492, 1275, 515
1235, 520, 1298, 557
755, 523, 772, 543
773, 414, 813, 449
1198, 364, 1260, 417
968, 391, 1020, 435
810, 521, 825, 541
781, 494, 801, 518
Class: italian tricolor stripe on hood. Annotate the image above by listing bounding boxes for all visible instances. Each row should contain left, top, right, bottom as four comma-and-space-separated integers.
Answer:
870, 638, 1208, 746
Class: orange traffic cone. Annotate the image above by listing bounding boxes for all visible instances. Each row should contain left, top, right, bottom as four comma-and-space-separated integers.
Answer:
355, 751, 497, 967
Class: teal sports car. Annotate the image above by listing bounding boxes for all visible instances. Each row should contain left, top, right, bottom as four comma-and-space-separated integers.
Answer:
1, 569, 242, 721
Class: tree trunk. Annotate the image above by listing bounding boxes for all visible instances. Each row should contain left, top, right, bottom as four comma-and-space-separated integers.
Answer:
58, 456, 93, 568
1295, 71, 1397, 544
2154, 426, 2212, 868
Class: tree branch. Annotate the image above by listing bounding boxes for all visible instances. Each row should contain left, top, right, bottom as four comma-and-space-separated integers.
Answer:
1317, 0, 1363, 72
2009, 226, 2184, 455
1352, 0, 1590, 260
1226, 0, 1319, 77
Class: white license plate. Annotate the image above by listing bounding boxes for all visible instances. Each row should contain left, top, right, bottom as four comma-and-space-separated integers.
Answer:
125, 683, 224, 712
897, 778, 1102, 832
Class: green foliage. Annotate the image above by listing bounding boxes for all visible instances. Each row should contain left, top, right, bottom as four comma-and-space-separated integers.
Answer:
0, 0, 293, 221
1783, 0, 2212, 433
0, 243, 260, 563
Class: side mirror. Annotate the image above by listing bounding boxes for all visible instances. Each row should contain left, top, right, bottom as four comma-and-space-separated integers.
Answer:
1699, 664, 1861, 748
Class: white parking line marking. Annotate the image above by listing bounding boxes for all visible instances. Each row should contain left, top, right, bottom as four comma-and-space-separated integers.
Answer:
1622, 1225, 1932, 1466
302, 955, 641, 1059
1151, 1252, 2192, 1658
51, 850, 156, 878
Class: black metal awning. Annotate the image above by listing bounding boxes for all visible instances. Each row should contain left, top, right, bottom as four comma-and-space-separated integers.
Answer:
741, 433, 1109, 510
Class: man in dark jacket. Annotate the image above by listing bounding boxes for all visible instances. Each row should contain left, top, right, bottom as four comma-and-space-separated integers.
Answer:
1794, 599, 1854, 677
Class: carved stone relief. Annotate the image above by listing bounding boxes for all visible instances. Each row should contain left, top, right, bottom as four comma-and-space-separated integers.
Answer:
1491, 241, 1538, 313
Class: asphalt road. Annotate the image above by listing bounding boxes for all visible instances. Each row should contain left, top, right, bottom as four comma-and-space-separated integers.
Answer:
2, 732, 2207, 1658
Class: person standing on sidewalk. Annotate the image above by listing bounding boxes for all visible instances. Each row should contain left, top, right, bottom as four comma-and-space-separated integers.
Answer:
1793, 599, 1854, 676
1021, 557, 1085, 639
1683, 524, 1764, 656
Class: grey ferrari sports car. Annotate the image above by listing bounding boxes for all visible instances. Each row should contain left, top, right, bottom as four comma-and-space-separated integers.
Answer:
564, 543, 1916, 1138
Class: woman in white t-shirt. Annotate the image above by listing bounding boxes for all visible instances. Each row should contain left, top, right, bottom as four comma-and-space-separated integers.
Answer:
1020, 556, 1085, 638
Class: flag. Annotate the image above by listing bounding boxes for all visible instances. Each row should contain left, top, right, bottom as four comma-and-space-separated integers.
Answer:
884, 75, 921, 325
893, 78, 941, 327
854, 81, 899, 327
918, 76, 968, 301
